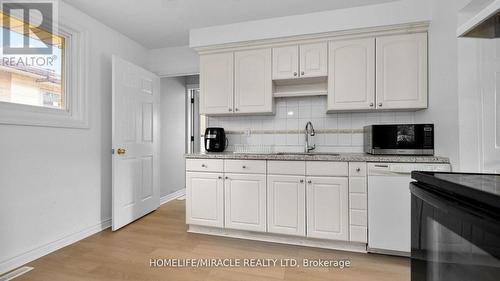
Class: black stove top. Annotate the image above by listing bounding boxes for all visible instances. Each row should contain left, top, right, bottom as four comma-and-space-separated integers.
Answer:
411, 172, 500, 213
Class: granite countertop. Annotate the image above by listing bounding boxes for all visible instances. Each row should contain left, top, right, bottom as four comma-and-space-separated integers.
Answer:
185, 152, 450, 163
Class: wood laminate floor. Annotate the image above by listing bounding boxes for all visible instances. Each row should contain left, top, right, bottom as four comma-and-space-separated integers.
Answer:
13, 199, 409, 281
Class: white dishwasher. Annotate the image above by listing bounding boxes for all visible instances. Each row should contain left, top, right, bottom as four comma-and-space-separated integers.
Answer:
367, 162, 451, 256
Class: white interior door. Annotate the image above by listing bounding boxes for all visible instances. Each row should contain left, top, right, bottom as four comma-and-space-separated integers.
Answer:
112, 55, 160, 231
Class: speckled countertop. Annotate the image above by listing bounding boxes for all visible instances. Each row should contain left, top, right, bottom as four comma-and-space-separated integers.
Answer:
185, 152, 450, 163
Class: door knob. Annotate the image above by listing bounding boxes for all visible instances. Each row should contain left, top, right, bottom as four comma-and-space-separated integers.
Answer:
116, 148, 126, 155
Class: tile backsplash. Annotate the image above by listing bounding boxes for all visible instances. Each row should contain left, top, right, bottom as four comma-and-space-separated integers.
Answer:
207, 96, 415, 153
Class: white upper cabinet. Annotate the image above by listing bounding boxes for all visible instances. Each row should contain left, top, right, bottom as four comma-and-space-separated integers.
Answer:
200, 52, 234, 115
328, 38, 375, 111
307, 177, 349, 241
272, 43, 327, 80
234, 48, 273, 114
376, 33, 428, 110
272, 45, 299, 80
299, 42, 328, 78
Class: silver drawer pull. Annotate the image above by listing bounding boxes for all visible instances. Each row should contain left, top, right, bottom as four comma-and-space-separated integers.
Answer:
225, 176, 229, 180
374, 164, 389, 168
242, 165, 247, 169
201, 164, 206, 168
218, 176, 222, 179
300, 179, 304, 183
356, 168, 361, 172
308, 180, 312, 184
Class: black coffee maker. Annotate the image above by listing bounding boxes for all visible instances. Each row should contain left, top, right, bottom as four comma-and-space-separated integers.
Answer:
204, 127, 227, 152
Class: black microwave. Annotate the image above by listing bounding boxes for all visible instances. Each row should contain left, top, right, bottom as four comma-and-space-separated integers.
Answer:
364, 124, 434, 155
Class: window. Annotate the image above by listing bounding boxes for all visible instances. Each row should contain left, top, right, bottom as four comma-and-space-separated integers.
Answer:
0, 25, 65, 110
0, 7, 88, 128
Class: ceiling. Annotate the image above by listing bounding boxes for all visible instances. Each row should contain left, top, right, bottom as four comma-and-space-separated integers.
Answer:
64, 0, 398, 49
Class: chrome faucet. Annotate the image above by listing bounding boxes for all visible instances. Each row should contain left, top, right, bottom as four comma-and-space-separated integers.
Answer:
304, 121, 316, 153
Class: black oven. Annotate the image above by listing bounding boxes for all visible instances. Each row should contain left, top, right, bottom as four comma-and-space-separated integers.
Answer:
364, 124, 434, 155
410, 172, 500, 281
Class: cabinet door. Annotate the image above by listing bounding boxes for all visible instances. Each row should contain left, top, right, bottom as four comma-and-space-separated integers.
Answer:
234, 48, 273, 114
186, 172, 224, 227
267, 175, 306, 236
225, 174, 267, 232
200, 52, 234, 115
307, 177, 349, 240
272, 45, 299, 80
376, 33, 428, 110
299, 42, 328, 78
328, 38, 375, 111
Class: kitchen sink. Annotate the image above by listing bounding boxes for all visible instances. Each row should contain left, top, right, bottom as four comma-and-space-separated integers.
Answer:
273, 152, 340, 156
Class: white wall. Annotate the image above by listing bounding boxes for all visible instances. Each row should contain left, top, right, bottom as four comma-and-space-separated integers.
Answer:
148, 46, 199, 77
190, 0, 431, 47
0, 2, 148, 274
413, 0, 469, 169
160, 77, 187, 198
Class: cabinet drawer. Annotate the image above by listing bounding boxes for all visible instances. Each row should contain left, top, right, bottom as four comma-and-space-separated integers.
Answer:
268, 161, 305, 175
350, 209, 367, 226
350, 193, 367, 210
349, 177, 367, 193
225, 160, 266, 174
306, 161, 348, 177
186, 159, 224, 172
350, 225, 367, 243
349, 162, 367, 177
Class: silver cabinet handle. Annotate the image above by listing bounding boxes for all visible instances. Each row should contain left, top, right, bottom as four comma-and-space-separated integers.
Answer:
242, 165, 247, 169
378, 103, 383, 107
235, 108, 239, 112
293, 72, 298, 77
201, 164, 206, 168
229, 108, 232, 112
225, 176, 229, 180
369, 103, 374, 107
301, 71, 305, 75
300, 179, 304, 183
308, 180, 312, 184
356, 168, 361, 172
218, 176, 222, 179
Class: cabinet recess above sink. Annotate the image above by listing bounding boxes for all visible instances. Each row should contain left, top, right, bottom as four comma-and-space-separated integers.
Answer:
273, 76, 327, 98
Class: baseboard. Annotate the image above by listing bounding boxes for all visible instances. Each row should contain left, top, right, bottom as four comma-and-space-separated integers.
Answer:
0, 219, 111, 275
160, 188, 186, 205
188, 225, 368, 253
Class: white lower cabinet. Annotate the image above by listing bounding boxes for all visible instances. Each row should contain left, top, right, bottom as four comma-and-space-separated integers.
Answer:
306, 177, 349, 240
267, 175, 306, 236
186, 172, 224, 228
224, 173, 267, 232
